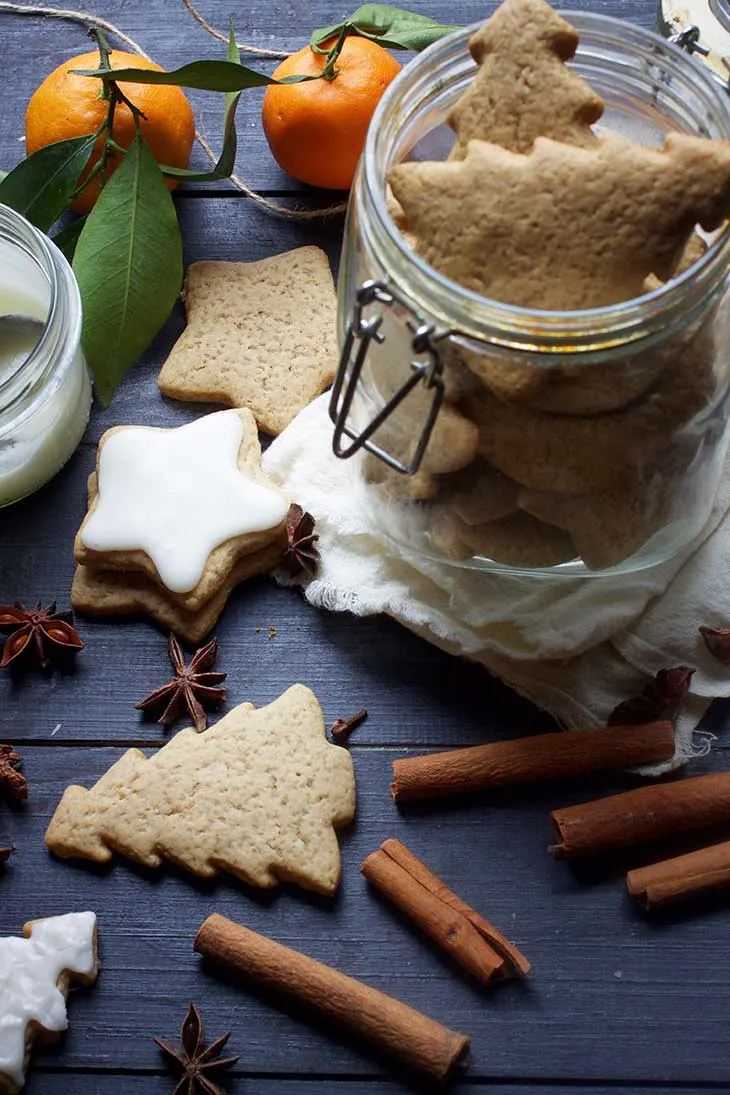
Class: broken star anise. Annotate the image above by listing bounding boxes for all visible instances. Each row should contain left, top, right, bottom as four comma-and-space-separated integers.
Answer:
154, 1002, 239, 1095
330, 708, 368, 741
0, 744, 28, 801
0, 601, 84, 670
135, 634, 226, 732
608, 666, 695, 726
699, 625, 730, 665
281, 503, 320, 579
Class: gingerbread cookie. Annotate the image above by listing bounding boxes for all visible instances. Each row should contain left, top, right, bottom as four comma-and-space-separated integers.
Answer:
0, 912, 98, 1094
72, 410, 289, 634
45, 685, 356, 896
71, 539, 285, 644
389, 133, 730, 311
461, 319, 718, 494
432, 508, 576, 567
448, 0, 603, 159
519, 482, 660, 570
157, 248, 337, 435
362, 401, 479, 501
437, 458, 518, 525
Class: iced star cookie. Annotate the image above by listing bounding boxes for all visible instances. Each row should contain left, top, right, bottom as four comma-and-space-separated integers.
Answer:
157, 248, 337, 435
46, 685, 356, 896
0, 912, 98, 1094
72, 409, 289, 631
71, 538, 286, 644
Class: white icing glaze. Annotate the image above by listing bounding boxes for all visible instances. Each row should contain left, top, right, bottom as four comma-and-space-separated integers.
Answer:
80, 410, 289, 593
0, 911, 97, 1087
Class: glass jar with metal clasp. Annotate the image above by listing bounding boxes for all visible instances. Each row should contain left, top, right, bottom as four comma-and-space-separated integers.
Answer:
0, 205, 91, 507
329, 13, 730, 577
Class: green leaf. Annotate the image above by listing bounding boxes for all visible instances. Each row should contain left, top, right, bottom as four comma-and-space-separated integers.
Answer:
73, 59, 315, 92
52, 216, 87, 263
310, 21, 347, 50
312, 4, 461, 51
0, 170, 7, 183
158, 25, 242, 183
0, 134, 96, 231
73, 134, 183, 405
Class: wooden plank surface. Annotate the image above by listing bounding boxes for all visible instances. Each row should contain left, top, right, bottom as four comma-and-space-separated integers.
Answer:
24, 1080, 724, 1095
0, 0, 655, 190
2, 2, 730, 1094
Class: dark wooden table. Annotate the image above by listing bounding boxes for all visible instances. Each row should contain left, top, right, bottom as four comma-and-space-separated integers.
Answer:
2, 2, 730, 1093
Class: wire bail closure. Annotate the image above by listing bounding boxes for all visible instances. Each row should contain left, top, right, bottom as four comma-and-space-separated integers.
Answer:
329, 280, 447, 475
665, 18, 730, 92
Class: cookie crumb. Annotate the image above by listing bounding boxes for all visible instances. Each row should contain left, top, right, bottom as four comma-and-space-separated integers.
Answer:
269, 625, 277, 639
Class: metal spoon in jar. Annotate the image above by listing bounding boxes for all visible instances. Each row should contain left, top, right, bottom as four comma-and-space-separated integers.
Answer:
0, 313, 45, 379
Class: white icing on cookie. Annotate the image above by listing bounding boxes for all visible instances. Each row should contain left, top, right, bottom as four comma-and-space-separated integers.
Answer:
0, 911, 97, 1087
80, 411, 289, 593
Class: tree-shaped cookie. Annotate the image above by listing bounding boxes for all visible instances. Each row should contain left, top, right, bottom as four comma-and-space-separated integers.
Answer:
45, 685, 356, 896
0, 912, 98, 1094
389, 133, 730, 310
448, 0, 604, 158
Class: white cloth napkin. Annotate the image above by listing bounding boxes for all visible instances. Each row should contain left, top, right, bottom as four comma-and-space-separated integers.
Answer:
263, 394, 730, 770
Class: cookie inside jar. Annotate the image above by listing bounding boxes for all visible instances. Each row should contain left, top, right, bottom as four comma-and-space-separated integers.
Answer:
340, 0, 730, 575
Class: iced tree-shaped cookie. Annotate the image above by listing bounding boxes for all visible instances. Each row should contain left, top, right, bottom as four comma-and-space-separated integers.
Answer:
0, 912, 98, 1094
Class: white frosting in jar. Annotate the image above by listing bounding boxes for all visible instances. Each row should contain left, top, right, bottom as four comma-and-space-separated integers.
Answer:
80, 410, 289, 593
0, 910, 97, 1087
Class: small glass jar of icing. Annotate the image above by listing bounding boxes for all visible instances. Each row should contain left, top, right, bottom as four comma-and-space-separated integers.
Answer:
0, 204, 91, 507
332, 14, 730, 577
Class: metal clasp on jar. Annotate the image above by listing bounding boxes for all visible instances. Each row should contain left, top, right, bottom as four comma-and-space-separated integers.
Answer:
329, 279, 448, 475
660, 0, 730, 91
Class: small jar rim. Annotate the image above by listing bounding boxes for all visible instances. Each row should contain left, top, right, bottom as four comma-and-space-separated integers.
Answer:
0, 204, 82, 419
362, 11, 730, 350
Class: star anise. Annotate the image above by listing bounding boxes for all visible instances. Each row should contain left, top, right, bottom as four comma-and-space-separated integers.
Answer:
330, 708, 368, 741
154, 1002, 238, 1095
608, 666, 695, 726
281, 503, 320, 578
135, 634, 226, 732
0, 601, 84, 670
699, 625, 730, 665
0, 744, 28, 801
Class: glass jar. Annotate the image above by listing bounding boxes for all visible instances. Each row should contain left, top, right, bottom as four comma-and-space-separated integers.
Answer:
0, 204, 91, 507
332, 13, 730, 577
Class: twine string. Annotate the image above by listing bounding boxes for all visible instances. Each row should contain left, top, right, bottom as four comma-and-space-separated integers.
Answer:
180, 0, 288, 59
0, 0, 347, 219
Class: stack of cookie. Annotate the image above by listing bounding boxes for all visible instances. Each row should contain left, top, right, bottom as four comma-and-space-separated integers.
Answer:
71, 408, 290, 641
369, 0, 730, 570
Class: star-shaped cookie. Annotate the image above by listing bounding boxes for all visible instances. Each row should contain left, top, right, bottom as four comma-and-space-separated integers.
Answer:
45, 685, 356, 896
157, 248, 337, 435
448, 0, 603, 158
74, 409, 289, 611
389, 133, 730, 310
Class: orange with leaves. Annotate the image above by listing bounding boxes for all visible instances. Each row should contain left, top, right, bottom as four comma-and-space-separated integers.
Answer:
25, 50, 195, 214
262, 36, 401, 190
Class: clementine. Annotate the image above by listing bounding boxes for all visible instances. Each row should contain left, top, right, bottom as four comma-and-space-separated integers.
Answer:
25, 50, 196, 214
261, 36, 401, 190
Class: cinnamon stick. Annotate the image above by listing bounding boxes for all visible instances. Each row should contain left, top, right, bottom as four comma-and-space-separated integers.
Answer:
551, 772, 730, 859
627, 839, 730, 908
391, 721, 675, 803
361, 839, 530, 985
195, 914, 470, 1082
